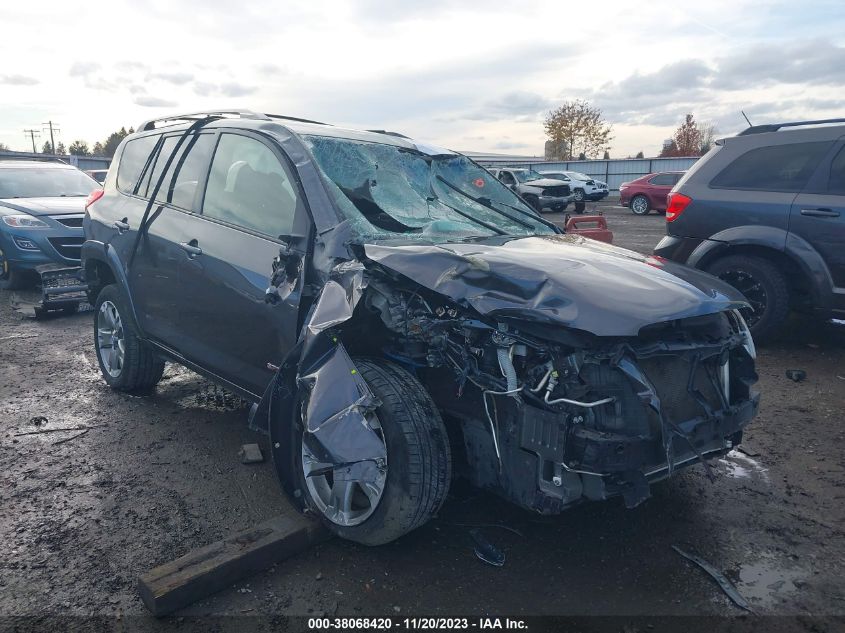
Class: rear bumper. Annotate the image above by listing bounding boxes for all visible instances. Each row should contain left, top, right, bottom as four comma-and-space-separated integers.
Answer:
653, 234, 705, 264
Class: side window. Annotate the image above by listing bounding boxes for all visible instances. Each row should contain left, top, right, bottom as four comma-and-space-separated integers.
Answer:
649, 173, 674, 186
500, 171, 515, 185
139, 136, 178, 197
711, 141, 833, 192
201, 133, 298, 238
671, 173, 683, 185
117, 135, 158, 193
829, 146, 845, 195
159, 134, 216, 209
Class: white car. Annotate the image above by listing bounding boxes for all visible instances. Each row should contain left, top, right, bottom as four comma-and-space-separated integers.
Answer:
538, 171, 609, 202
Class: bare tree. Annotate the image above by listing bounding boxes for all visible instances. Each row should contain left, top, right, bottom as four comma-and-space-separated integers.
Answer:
544, 100, 613, 160
699, 121, 718, 154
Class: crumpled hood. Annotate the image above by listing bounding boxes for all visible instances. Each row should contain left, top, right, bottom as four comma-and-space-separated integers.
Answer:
521, 178, 569, 189
0, 197, 86, 216
363, 234, 748, 336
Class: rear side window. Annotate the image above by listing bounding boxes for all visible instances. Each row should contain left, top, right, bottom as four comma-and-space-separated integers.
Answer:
117, 135, 158, 193
201, 133, 298, 238
152, 134, 216, 209
711, 141, 833, 192
649, 173, 676, 186
139, 136, 178, 197
829, 146, 845, 195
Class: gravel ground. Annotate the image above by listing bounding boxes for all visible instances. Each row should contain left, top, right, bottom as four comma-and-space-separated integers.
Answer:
1, 200, 844, 629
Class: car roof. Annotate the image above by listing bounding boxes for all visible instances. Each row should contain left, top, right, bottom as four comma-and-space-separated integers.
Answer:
0, 160, 75, 169
133, 116, 456, 156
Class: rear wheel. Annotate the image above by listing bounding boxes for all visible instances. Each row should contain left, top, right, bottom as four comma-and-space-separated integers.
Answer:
706, 255, 790, 342
630, 195, 650, 215
297, 359, 451, 545
93, 284, 165, 392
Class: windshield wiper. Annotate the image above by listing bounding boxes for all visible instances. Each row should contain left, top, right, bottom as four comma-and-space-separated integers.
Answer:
435, 175, 535, 230
486, 199, 562, 234
433, 197, 507, 236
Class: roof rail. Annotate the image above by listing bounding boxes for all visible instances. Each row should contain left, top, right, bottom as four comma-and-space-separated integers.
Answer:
738, 117, 845, 135
366, 129, 410, 139
0, 154, 68, 165
138, 109, 271, 132
265, 113, 329, 126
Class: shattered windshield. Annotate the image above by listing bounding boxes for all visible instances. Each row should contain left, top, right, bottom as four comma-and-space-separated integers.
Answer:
303, 135, 555, 242
513, 170, 541, 183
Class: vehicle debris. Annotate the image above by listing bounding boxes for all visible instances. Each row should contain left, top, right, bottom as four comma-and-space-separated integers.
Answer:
13, 424, 106, 437
239, 444, 265, 464
785, 369, 807, 382
470, 529, 506, 567
672, 545, 754, 613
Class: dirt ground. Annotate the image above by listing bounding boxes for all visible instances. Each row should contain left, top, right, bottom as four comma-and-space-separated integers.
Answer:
1, 201, 844, 629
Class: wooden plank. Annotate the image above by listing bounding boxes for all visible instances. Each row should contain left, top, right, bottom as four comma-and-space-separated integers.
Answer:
138, 513, 330, 616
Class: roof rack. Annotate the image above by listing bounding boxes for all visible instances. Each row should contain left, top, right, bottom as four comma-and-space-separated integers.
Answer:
366, 129, 410, 139
0, 154, 68, 165
138, 109, 330, 132
738, 117, 845, 135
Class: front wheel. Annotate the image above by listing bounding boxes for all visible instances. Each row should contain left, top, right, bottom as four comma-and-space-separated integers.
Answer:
524, 196, 542, 213
93, 284, 165, 392
706, 255, 790, 342
0, 248, 34, 290
297, 359, 451, 545
630, 195, 650, 215
573, 188, 585, 202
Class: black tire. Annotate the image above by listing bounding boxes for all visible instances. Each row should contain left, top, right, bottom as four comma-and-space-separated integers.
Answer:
297, 359, 451, 545
706, 255, 790, 342
524, 196, 542, 213
93, 284, 165, 392
573, 188, 585, 202
0, 248, 34, 290
573, 200, 586, 214
630, 195, 650, 215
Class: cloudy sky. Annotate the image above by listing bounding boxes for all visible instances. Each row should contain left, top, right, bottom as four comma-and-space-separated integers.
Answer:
1, 0, 843, 157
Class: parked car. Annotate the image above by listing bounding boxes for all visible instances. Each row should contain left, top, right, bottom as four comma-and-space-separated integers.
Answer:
486, 167, 573, 212
619, 171, 685, 215
82, 110, 759, 545
0, 160, 98, 289
85, 169, 109, 185
538, 171, 609, 202
654, 118, 845, 341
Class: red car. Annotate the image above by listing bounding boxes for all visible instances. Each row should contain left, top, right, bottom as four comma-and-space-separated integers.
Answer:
619, 171, 685, 215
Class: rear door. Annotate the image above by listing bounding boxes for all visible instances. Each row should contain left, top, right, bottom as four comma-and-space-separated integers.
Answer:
128, 131, 217, 346
646, 173, 676, 210
789, 140, 845, 296
175, 130, 310, 397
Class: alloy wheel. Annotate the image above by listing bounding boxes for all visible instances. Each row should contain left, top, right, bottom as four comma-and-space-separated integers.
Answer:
97, 300, 126, 378
301, 415, 388, 527
574, 189, 585, 202
631, 196, 649, 215
717, 268, 767, 327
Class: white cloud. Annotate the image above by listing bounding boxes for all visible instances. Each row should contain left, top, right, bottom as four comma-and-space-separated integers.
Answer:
0, 0, 842, 156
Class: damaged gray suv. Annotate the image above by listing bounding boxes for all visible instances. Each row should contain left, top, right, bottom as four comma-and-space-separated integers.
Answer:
82, 110, 760, 545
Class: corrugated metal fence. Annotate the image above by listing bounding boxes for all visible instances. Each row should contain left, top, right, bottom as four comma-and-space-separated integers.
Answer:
475, 156, 701, 191
0, 150, 111, 172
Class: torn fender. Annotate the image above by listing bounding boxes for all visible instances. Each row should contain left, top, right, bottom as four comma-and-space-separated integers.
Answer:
261, 260, 384, 506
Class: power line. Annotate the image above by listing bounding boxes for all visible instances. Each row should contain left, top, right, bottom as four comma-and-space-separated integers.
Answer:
42, 120, 61, 154
23, 129, 40, 153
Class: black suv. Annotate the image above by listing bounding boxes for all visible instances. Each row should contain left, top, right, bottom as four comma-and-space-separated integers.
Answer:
82, 110, 759, 545
655, 119, 845, 341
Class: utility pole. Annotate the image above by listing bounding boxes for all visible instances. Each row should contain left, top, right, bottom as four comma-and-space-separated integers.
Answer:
23, 129, 40, 153
42, 120, 61, 154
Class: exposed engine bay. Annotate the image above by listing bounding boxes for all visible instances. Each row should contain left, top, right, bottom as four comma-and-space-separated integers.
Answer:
281, 254, 760, 515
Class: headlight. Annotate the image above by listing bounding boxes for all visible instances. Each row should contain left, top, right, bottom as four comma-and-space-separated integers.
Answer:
2, 214, 50, 229
731, 309, 756, 359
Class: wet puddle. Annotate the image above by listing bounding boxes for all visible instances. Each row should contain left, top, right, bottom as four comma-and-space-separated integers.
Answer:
734, 553, 806, 609
718, 449, 770, 484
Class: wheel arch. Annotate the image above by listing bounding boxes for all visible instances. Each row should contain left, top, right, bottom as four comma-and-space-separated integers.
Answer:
688, 227, 834, 311
82, 240, 144, 333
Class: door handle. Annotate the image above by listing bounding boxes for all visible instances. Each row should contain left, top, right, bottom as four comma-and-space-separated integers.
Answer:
179, 241, 203, 258
800, 208, 840, 218
113, 219, 130, 234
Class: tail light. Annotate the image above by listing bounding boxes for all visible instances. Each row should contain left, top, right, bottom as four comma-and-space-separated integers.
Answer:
665, 192, 692, 221
85, 188, 104, 211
